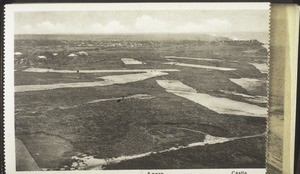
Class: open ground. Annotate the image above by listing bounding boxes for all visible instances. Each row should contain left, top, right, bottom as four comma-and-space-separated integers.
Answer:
14, 34, 268, 170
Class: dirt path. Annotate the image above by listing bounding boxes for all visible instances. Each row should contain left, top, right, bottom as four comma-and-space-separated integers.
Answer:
16, 138, 41, 171
88, 94, 154, 103
121, 58, 144, 65
69, 132, 266, 170
230, 78, 264, 92
250, 63, 268, 74
156, 80, 267, 117
219, 90, 267, 104
23, 67, 178, 73
15, 71, 168, 92
164, 56, 220, 62
163, 62, 236, 71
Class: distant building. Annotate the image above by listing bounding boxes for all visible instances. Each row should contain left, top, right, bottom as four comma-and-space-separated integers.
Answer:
37, 55, 47, 60
14, 52, 22, 56
78, 51, 88, 56
68, 53, 77, 57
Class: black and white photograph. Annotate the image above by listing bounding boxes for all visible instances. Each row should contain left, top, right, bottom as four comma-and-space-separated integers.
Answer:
4, 3, 270, 173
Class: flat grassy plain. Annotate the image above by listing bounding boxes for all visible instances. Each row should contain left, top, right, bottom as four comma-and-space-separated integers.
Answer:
14, 34, 268, 170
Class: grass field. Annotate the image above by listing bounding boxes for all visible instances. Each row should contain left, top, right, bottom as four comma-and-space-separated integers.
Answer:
14, 34, 268, 170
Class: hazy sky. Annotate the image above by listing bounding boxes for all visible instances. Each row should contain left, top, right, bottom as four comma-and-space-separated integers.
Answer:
15, 10, 269, 34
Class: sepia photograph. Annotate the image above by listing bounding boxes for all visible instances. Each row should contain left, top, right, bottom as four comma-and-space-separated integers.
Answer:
4, 3, 270, 173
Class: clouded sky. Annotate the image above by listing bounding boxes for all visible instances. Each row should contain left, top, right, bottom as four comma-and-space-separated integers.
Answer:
14, 10, 269, 34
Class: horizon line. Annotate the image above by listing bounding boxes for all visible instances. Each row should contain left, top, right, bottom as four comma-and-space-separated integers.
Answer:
15, 32, 267, 35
